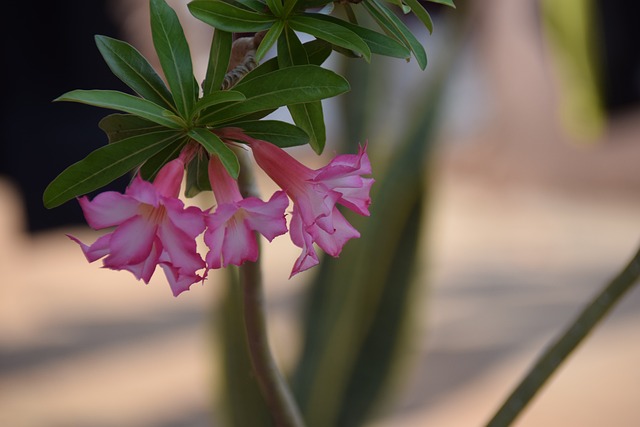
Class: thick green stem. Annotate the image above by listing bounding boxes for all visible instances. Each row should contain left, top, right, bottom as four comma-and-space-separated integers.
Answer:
236, 149, 305, 427
486, 244, 640, 427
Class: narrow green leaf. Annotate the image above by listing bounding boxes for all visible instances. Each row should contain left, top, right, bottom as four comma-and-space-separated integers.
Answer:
241, 39, 332, 85
277, 25, 308, 68
56, 89, 184, 129
289, 15, 371, 62
43, 130, 183, 208
266, 0, 283, 16
224, 120, 309, 147
139, 136, 188, 181
150, 0, 197, 118
364, 0, 427, 69
402, 0, 434, 34
305, 14, 410, 59
95, 35, 175, 111
185, 153, 212, 197
255, 20, 284, 61
192, 91, 246, 117
282, 0, 299, 17
199, 65, 349, 125
188, 0, 276, 33
278, 27, 326, 153
203, 29, 233, 95
386, 0, 411, 14
99, 114, 165, 143
427, 0, 455, 7
289, 102, 326, 153
188, 127, 240, 178
231, 0, 266, 12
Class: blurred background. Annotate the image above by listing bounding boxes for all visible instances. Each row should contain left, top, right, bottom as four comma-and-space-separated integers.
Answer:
1, 0, 639, 426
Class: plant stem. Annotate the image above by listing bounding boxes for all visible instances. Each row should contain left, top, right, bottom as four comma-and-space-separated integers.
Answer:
486, 244, 640, 427
236, 149, 305, 427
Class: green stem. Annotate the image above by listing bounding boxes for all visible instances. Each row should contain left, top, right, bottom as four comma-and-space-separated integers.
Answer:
486, 244, 640, 427
236, 149, 305, 427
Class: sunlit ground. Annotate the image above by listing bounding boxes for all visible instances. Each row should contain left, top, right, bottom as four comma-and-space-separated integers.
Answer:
2, 0, 640, 426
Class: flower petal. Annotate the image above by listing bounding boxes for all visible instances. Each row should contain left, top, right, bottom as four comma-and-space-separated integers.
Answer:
67, 233, 112, 262
240, 191, 289, 241
310, 207, 360, 257
164, 198, 206, 239
289, 205, 320, 276
158, 217, 206, 274
160, 263, 202, 297
121, 238, 162, 283
78, 193, 139, 229
104, 215, 157, 266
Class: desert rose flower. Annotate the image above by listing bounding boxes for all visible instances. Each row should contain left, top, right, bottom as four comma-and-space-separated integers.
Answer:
204, 154, 288, 269
228, 132, 373, 276
69, 158, 207, 296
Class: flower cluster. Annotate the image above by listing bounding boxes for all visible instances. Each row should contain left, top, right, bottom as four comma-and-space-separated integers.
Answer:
71, 133, 373, 296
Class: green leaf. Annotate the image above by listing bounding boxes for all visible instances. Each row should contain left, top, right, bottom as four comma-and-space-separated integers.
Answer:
200, 65, 349, 125
192, 91, 246, 117
289, 14, 371, 62
427, 0, 455, 7
43, 130, 183, 208
289, 102, 326, 153
95, 35, 175, 111
139, 136, 188, 181
203, 29, 233, 95
402, 0, 434, 34
99, 114, 165, 143
304, 14, 410, 59
188, 127, 239, 178
224, 120, 309, 147
363, 0, 427, 69
282, 0, 299, 16
241, 39, 332, 85
278, 27, 326, 153
185, 153, 211, 197
266, 0, 283, 16
231, 0, 266, 12
55, 90, 185, 129
150, 0, 197, 118
255, 19, 284, 61
188, 0, 276, 33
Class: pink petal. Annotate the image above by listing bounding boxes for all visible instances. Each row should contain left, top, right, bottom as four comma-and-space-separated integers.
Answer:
104, 215, 157, 266
204, 223, 225, 269
222, 218, 258, 266
126, 176, 161, 207
335, 177, 374, 216
78, 193, 139, 229
240, 191, 289, 241
164, 198, 206, 239
67, 233, 112, 262
289, 205, 320, 276
157, 218, 205, 274
121, 238, 162, 283
160, 263, 202, 297
310, 207, 360, 257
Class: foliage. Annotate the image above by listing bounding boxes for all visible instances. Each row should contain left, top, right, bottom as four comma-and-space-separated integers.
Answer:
43, 0, 452, 208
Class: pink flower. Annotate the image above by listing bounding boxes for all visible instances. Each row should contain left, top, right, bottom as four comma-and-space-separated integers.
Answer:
227, 131, 373, 276
69, 158, 207, 296
204, 154, 288, 269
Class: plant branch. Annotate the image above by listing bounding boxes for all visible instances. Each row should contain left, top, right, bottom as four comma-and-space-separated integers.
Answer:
236, 149, 305, 427
486, 243, 640, 427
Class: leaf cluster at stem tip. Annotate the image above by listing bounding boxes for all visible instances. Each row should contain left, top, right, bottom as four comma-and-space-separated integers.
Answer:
44, 0, 452, 208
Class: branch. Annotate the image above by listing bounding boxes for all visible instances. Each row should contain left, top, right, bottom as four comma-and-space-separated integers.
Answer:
486, 243, 640, 426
